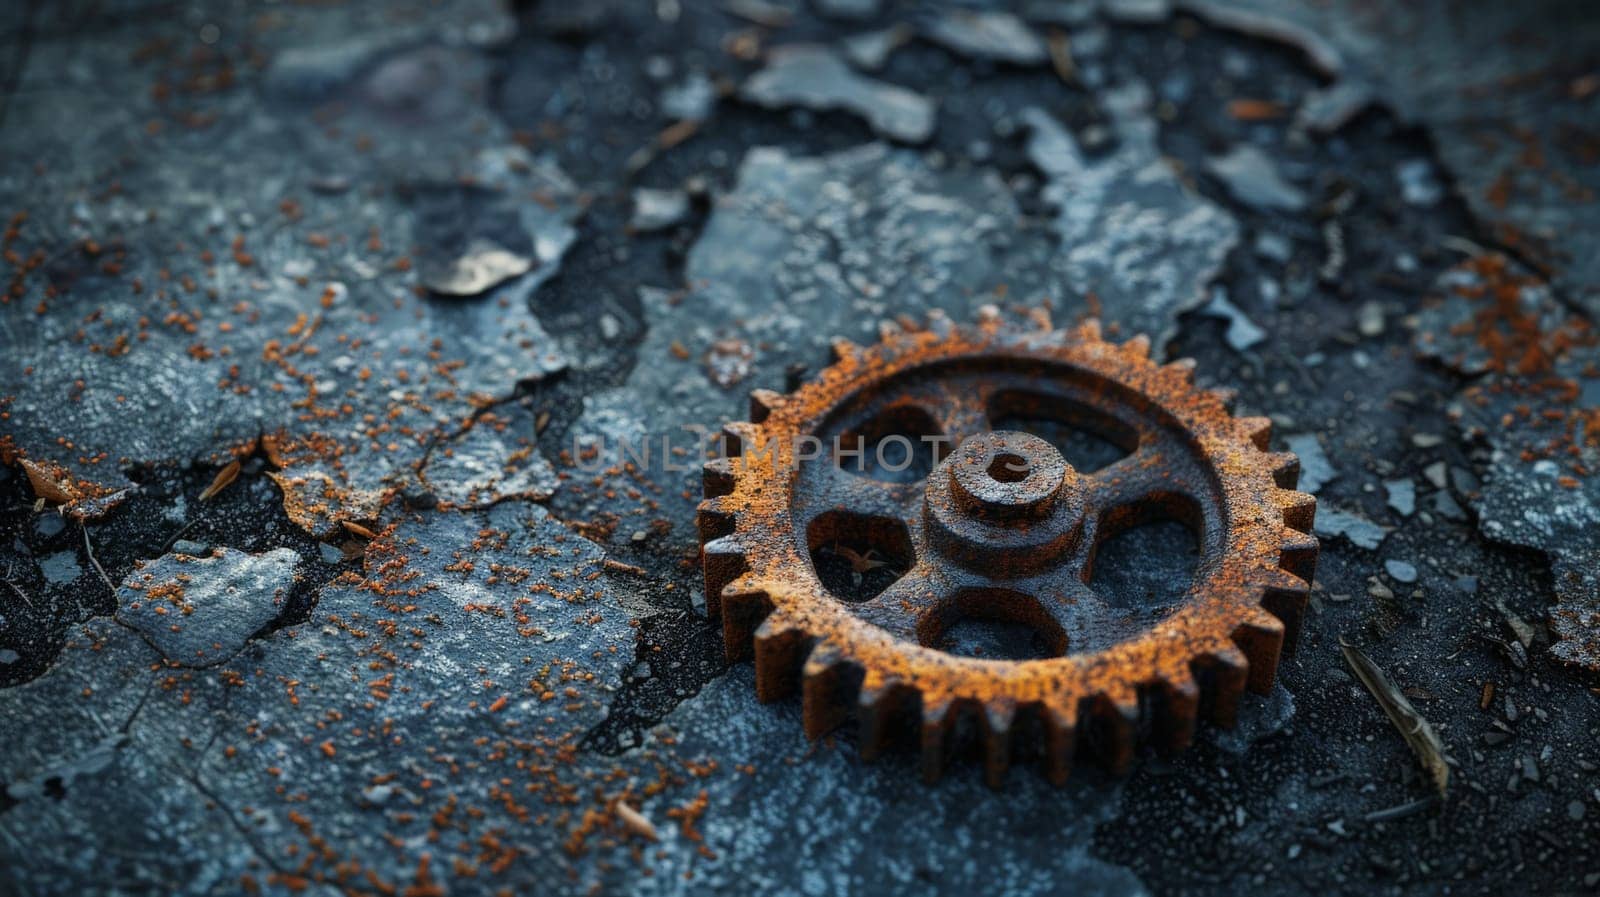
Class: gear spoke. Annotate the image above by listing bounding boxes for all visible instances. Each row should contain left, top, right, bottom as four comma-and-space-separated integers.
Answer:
1029, 575, 1108, 649
935, 400, 991, 448
899, 381, 991, 447
794, 463, 920, 529
1084, 446, 1192, 512
854, 564, 950, 641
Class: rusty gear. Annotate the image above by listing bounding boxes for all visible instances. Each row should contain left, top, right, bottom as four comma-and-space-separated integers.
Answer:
697, 310, 1318, 785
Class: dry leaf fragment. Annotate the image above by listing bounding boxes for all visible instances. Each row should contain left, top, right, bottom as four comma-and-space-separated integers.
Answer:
199, 459, 241, 501
614, 802, 658, 842
1341, 640, 1450, 796
21, 459, 80, 504
341, 520, 378, 540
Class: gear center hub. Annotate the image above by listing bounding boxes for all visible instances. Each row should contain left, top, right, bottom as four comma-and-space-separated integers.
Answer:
924, 430, 1085, 576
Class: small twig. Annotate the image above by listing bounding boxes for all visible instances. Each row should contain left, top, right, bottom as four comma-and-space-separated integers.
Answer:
159, 517, 202, 555
1363, 796, 1438, 823
1439, 235, 1489, 258
1341, 639, 1450, 796
601, 558, 648, 577
2, 564, 35, 610
82, 523, 115, 594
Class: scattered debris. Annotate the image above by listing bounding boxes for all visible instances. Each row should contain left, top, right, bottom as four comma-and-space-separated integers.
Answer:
703, 337, 757, 388
1284, 434, 1335, 494
418, 237, 534, 297
1395, 159, 1443, 207
198, 460, 242, 502
1204, 144, 1309, 213
922, 10, 1049, 66
1201, 288, 1266, 351
661, 70, 718, 121
1314, 505, 1388, 550
615, 802, 660, 842
629, 187, 693, 232
741, 45, 937, 142
1383, 478, 1415, 517
1340, 641, 1450, 796
1355, 300, 1385, 338
841, 25, 914, 71
1023, 89, 1240, 351
420, 399, 559, 508
815, 0, 881, 20
1384, 560, 1417, 584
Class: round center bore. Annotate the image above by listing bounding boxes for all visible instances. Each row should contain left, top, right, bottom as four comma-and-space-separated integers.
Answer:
923, 431, 1086, 575
948, 431, 1074, 523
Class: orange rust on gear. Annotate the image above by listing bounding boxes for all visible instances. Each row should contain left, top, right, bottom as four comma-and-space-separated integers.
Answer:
697, 309, 1319, 786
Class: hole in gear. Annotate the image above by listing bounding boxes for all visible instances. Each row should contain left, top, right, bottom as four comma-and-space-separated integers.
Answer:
922, 588, 1068, 660
835, 403, 947, 484
1091, 518, 1200, 611
986, 452, 1030, 483
989, 390, 1136, 473
806, 510, 914, 602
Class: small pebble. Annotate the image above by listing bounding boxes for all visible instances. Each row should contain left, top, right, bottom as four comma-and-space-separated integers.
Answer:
1385, 560, 1418, 583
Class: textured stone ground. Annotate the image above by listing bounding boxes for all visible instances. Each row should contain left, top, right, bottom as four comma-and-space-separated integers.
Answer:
1, 1, 1597, 895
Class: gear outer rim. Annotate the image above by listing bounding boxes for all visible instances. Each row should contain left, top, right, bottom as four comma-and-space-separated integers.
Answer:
698, 312, 1319, 785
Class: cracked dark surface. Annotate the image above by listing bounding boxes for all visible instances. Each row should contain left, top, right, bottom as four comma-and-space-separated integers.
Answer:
2, 1, 1599, 895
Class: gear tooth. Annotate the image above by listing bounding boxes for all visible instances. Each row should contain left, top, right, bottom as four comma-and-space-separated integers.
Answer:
1237, 416, 1274, 451
919, 696, 956, 784
702, 457, 737, 500
877, 319, 903, 341
982, 701, 1017, 788
1124, 334, 1153, 359
1075, 318, 1103, 341
721, 421, 759, 456
801, 643, 859, 739
925, 308, 955, 337
700, 536, 749, 621
857, 673, 907, 761
1026, 306, 1053, 331
1272, 488, 1317, 533
1163, 357, 1197, 384
1264, 451, 1300, 489
748, 389, 783, 423
1209, 386, 1240, 409
696, 495, 736, 542
1040, 701, 1079, 786
1253, 564, 1312, 657
1278, 529, 1319, 584
1253, 566, 1310, 592
1085, 688, 1140, 775
718, 576, 771, 662
1230, 605, 1285, 696
1193, 644, 1250, 727
753, 612, 811, 703
1152, 670, 1201, 755
828, 336, 863, 365
976, 304, 1003, 328
697, 492, 736, 518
